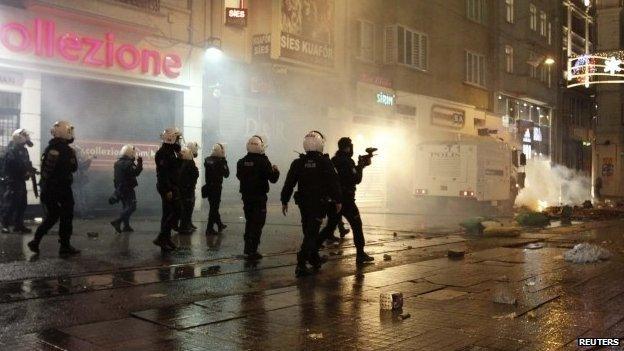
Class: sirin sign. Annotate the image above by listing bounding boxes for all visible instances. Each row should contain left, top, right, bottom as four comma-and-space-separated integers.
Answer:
0, 18, 182, 78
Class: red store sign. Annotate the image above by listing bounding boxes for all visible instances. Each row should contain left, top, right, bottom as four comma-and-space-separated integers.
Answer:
0, 18, 182, 78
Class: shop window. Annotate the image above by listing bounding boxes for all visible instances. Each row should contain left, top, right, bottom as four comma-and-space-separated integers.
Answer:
529, 4, 537, 31
465, 51, 486, 87
506, 0, 514, 23
505, 45, 514, 73
356, 20, 375, 63
0, 91, 20, 150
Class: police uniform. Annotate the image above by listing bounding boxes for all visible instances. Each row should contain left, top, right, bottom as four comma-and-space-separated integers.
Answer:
236, 153, 279, 257
320, 147, 372, 262
112, 155, 143, 231
178, 158, 199, 233
155, 143, 181, 243
1, 141, 32, 233
281, 151, 341, 271
204, 155, 229, 233
31, 138, 78, 252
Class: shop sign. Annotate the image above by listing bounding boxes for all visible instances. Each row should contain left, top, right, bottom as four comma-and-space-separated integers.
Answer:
376, 91, 395, 106
280, 0, 334, 67
74, 140, 160, 171
0, 18, 182, 78
359, 72, 392, 88
225, 8, 248, 27
431, 105, 465, 129
0, 70, 22, 86
252, 33, 271, 59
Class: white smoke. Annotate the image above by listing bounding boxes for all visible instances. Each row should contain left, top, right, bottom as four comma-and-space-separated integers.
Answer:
515, 158, 591, 211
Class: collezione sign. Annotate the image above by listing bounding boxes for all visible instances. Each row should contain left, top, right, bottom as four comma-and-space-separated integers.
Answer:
0, 18, 182, 78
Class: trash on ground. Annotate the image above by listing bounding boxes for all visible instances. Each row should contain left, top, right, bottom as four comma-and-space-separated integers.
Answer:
380, 291, 404, 310
564, 243, 612, 264
308, 333, 323, 340
527, 311, 537, 319
526, 242, 545, 250
483, 226, 522, 237
493, 312, 517, 319
86, 232, 99, 238
399, 313, 411, 320
393, 232, 397, 237
383, 254, 392, 261
492, 286, 517, 305
459, 217, 486, 235
525, 280, 536, 286
515, 212, 550, 227
447, 249, 465, 259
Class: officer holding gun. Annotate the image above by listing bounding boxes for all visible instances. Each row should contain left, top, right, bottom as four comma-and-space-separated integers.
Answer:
319, 137, 376, 265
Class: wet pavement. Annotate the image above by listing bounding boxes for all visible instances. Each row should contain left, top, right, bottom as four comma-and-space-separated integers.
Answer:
0, 207, 623, 350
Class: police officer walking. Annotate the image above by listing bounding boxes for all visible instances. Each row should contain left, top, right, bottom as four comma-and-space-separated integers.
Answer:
110, 145, 143, 233
236, 136, 279, 260
27, 121, 80, 256
281, 131, 342, 277
204, 143, 229, 235
153, 127, 182, 251
1, 129, 35, 234
177, 144, 199, 234
319, 137, 374, 264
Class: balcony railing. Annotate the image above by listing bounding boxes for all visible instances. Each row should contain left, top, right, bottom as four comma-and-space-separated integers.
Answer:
111, 0, 160, 13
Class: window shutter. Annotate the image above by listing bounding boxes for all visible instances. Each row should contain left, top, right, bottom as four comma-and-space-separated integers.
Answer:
356, 21, 362, 58
384, 25, 396, 64
412, 33, 420, 68
420, 34, 428, 69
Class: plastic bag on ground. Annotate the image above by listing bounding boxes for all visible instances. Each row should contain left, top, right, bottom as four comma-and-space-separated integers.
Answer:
564, 243, 611, 264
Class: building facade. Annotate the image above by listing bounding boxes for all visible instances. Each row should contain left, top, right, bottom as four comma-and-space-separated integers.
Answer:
0, 0, 207, 213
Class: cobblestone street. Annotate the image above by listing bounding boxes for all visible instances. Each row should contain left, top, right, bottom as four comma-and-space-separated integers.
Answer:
0, 210, 622, 350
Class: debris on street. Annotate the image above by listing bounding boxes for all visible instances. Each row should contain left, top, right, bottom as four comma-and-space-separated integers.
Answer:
308, 333, 324, 340
526, 242, 545, 250
380, 291, 404, 310
86, 232, 99, 238
543, 205, 624, 221
459, 217, 487, 235
564, 243, 612, 264
483, 226, 521, 237
515, 211, 550, 227
383, 254, 392, 261
493, 312, 517, 319
447, 249, 465, 259
492, 285, 517, 305
399, 313, 411, 320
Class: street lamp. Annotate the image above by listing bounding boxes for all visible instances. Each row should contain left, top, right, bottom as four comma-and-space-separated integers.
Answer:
544, 57, 555, 65
204, 37, 223, 61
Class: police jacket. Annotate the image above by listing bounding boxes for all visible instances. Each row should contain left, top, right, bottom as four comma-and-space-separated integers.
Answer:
204, 156, 229, 189
3, 141, 32, 183
114, 156, 142, 191
178, 159, 199, 196
236, 153, 279, 199
40, 138, 77, 190
280, 151, 342, 205
155, 143, 181, 194
332, 150, 363, 200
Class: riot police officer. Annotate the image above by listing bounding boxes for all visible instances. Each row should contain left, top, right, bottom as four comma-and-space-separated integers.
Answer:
236, 135, 279, 260
177, 145, 199, 234
204, 143, 229, 235
110, 144, 143, 233
1, 129, 34, 234
281, 131, 342, 277
153, 127, 182, 251
28, 121, 80, 256
319, 137, 374, 264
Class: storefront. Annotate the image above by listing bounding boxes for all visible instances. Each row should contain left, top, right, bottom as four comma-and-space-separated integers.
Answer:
0, 6, 204, 214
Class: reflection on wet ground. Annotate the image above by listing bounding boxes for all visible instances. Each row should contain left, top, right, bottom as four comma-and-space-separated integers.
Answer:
1, 215, 623, 350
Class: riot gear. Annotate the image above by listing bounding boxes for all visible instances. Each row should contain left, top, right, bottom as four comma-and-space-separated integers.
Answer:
282, 132, 342, 277
28, 125, 80, 256
120, 144, 136, 159
204, 142, 229, 235
186, 142, 199, 158
1, 135, 34, 233
110, 147, 143, 233
303, 130, 325, 153
154, 132, 183, 251
177, 148, 199, 234
179, 147, 194, 160
12, 129, 33, 147
160, 127, 182, 145
237, 140, 279, 259
246, 135, 265, 154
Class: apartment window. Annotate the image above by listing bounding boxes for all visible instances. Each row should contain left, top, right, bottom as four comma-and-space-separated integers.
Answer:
465, 51, 486, 87
540, 65, 548, 82
539, 11, 547, 36
547, 65, 552, 87
529, 4, 537, 31
505, 45, 513, 73
356, 20, 375, 62
467, 0, 486, 24
394, 25, 428, 70
528, 52, 537, 78
505, 0, 514, 23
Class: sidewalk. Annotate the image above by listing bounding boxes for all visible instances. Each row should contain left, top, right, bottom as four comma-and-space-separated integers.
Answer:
2, 220, 623, 350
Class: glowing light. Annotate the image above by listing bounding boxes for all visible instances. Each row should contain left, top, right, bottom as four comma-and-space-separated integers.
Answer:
584, 0, 590, 6
537, 200, 548, 212
544, 57, 555, 65
604, 56, 622, 75
205, 46, 223, 61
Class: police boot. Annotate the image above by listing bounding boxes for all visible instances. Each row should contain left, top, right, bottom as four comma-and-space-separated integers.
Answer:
110, 219, 122, 234
325, 235, 340, 244
338, 223, 350, 238
295, 264, 313, 277
153, 235, 175, 252
122, 225, 134, 232
59, 242, 81, 256
27, 239, 40, 254
217, 223, 227, 232
356, 251, 375, 265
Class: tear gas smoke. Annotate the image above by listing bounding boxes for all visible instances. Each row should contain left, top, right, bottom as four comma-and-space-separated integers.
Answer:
515, 158, 591, 211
